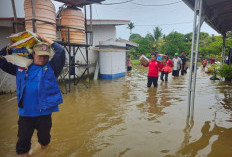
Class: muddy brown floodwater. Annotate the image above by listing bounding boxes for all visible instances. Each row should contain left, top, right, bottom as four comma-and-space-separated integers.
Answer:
0, 65, 232, 157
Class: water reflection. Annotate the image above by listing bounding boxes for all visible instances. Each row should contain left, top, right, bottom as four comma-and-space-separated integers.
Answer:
169, 115, 232, 157
216, 82, 232, 111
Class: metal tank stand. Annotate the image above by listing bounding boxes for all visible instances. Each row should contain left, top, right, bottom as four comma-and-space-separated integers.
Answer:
26, 1, 93, 94
56, 5, 92, 94
56, 42, 91, 94
11, 0, 94, 94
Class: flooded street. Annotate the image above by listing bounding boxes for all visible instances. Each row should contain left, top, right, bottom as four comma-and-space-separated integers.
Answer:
0, 65, 232, 157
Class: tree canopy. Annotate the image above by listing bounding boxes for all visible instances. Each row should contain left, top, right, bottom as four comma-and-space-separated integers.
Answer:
159, 31, 186, 56
129, 33, 142, 41
128, 30, 232, 59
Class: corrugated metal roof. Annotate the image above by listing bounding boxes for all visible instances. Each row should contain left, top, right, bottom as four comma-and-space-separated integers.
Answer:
53, 0, 105, 6
183, 0, 232, 34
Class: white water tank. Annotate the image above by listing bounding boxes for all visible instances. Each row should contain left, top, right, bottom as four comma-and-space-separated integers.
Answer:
98, 40, 126, 79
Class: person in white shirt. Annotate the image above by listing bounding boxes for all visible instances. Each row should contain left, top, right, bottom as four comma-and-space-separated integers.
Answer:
172, 53, 182, 77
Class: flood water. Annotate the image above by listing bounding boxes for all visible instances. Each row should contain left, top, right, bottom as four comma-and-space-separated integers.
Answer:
0, 65, 232, 157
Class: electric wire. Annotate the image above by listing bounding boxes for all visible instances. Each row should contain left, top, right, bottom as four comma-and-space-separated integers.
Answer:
129, 0, 182, 7
99, 0, 134, 5
99, 0, 182, 6
135, 22, 192, 27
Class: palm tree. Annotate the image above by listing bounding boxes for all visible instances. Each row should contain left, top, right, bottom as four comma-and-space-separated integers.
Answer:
127, 22, 135, 35
153, 26, 162, 42
153, 26, 163, 51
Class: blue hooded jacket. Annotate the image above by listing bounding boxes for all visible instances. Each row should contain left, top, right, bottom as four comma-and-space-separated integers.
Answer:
0, 42, 65, 117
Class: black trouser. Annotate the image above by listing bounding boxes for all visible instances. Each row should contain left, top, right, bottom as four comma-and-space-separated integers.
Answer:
127, 66, 132, 71
172, 70, 180, 77
181, 69, 187, 75
160, 72, 169, 81
147, 76, 158, 87
16, 114, 52, 154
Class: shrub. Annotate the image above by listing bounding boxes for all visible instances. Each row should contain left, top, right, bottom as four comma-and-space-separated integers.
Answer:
218, 64, 232, 80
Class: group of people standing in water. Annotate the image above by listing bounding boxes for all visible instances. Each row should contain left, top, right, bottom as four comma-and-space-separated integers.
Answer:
127, 51, 188, 87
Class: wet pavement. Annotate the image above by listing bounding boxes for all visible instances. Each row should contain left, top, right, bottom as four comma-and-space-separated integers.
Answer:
0, 65, 231, 157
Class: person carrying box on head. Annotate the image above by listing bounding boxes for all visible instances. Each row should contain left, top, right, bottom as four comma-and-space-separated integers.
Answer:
140, 53, 162, 87
0, 34, 65, 157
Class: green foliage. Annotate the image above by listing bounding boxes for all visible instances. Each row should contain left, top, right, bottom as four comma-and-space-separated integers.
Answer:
153, 26, 162, 41
129, 27, 164, 59
199, 36, 232, 57
129, 33, 142, 41
128, 30, 232, 59
218, 64, 232, 79
226, 31, 232, 38
145, 33, 154, 42
209, 64, 220, 80
141, 27, 163, 52
200, 32, 209, 40
184, 32, 192, 42
163, 34, 166, 41
131, 59, 140, 65
159, 31, 186, 56
127, 22, 135, 35
131, 37, 153, 58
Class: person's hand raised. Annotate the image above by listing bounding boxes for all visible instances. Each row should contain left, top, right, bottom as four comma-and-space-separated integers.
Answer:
36, 33, 54, 45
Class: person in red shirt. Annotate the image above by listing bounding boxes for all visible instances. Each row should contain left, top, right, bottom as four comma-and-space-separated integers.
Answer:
202, 59, 208, 68
210, 57, 215, 64
160, 54, 174, 82
142, 53, 162, 87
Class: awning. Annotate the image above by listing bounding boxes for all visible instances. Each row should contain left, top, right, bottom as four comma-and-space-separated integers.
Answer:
183, 0, 232, 34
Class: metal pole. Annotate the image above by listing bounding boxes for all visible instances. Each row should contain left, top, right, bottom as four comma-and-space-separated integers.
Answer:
84, 6, 91, 87
73, 46, 75, 85
190, 0, 203, 120
84, 6, 88, 46
90, 4, 93, 46
11, 0, 18, 33
31, 0, 37, 33
187, 0, 198, 118
222, 34, 226, 66
67, 27, 71, 92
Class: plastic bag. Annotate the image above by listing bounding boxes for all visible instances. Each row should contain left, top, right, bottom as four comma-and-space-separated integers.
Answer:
163, 65, 172, 73
10, 47, 32, 56
9, 31, 33, 42
4, 54, 33, 69
8, 31, 40, 49
9, 36, 38, 49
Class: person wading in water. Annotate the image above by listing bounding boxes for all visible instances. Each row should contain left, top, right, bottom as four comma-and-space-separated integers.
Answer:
0, 34, 65, 157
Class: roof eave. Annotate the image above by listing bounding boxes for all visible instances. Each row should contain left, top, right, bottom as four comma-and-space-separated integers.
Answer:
182, 0, 224, 34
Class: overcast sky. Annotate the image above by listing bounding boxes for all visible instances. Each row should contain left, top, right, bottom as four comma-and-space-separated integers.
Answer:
55, 0, 219, 39
0, 0, 219, 40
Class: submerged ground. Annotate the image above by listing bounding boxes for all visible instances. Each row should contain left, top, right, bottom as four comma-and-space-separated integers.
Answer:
0, 65, 231, 157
